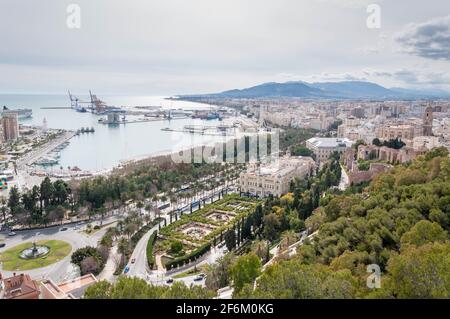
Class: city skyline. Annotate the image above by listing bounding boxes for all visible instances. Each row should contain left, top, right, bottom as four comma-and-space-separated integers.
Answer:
0, 0, 449, 95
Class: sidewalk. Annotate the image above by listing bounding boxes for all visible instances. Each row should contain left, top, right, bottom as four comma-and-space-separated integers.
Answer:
98, 245, 119, 283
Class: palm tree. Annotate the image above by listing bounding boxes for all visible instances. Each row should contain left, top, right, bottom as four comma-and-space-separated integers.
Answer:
0, 197, 8, 226
118, 237, 129, 256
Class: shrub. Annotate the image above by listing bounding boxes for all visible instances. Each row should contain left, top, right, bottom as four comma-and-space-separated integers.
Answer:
165, 243, 211, 270
71, 246, 107, 275
170, 241, 183, 254
146, 231, 157, 269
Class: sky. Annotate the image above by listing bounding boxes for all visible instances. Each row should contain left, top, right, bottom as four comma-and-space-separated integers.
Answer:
0, 0, 449, 95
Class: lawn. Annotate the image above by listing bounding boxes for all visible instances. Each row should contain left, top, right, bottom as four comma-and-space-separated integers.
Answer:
82, 221, 117, 235
172, 265, 207, 279
0, 240, 72, 271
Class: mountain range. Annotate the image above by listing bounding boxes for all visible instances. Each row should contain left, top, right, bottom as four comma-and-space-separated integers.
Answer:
180, 81, 450, 100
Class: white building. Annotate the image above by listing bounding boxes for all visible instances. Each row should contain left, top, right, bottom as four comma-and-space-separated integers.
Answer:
306, 137, 354, 162
239, 156, 315, 197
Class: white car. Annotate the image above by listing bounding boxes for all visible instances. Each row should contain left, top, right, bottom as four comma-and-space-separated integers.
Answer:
7, 231, 16, 236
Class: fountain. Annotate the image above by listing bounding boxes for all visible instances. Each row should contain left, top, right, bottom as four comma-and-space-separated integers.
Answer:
19, 241, 50, 259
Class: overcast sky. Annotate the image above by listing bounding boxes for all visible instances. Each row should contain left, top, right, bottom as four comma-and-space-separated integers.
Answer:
0, 0, 449, 94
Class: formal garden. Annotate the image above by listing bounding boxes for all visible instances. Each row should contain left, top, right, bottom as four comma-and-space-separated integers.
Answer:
152, 194, 260, 270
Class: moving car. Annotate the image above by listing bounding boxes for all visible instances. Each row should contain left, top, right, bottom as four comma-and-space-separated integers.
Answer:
60, 227, 68, 231
7, 231, 16, 236
193, 273, 206, 281
124, 266, 130, 274
0, 243, 6, 248
131, 258, 136, 264
166, 278, 174, 284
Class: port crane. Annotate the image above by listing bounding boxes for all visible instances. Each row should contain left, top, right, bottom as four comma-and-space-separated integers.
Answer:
68, 91, 89, 112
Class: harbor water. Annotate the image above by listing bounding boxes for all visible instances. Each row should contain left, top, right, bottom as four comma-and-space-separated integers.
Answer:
0, 95, 231, 172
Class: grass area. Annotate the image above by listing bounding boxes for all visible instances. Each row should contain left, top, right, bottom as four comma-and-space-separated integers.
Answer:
0, 240, 72, 271
172, 265, 207, 279
82, 221, 117, 235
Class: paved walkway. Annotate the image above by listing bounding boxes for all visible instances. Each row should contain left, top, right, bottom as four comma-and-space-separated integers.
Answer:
338, 165, 350, 191
98, 245, 119, 283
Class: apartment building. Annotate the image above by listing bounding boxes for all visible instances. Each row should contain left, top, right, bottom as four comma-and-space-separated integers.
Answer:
1, 113, 20, 141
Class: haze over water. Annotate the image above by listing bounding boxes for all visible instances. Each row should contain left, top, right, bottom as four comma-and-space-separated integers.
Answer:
0, 94, 227, 171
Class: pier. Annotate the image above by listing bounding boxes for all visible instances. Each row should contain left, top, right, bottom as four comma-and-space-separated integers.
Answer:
98, 116, 189, 125
161, 124, 236, 136
40, 107, 72, 110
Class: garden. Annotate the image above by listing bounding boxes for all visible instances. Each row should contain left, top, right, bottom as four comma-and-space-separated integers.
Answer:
153, 194, 260, 270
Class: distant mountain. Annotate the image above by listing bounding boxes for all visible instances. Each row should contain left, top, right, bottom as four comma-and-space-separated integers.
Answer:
211, 81, 323, 98
181, 81, 450, 100
308, 81, 394, 99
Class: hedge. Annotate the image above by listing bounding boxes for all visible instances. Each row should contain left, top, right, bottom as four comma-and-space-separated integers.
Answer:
165, 243, 211, 270
146, 231, 157, 269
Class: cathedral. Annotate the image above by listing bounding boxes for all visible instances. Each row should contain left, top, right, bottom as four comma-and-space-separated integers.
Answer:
422, 106, 433, 136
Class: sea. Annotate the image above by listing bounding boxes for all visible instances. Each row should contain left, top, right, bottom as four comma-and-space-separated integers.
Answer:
0, 94, 231, 172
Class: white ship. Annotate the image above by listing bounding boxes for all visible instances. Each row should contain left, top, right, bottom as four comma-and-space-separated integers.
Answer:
2, 106, 33, 119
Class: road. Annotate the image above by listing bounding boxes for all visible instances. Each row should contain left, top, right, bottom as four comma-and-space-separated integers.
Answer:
0, 215, 119, 282
125, 187, 235, 281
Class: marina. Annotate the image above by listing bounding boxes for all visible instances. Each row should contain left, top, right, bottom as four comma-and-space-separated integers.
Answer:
1, 94, 257, 172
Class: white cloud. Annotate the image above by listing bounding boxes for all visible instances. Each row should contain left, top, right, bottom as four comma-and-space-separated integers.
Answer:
395, 15, 450, 61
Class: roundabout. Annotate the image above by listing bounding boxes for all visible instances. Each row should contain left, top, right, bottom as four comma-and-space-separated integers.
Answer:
0, 240, 72, 271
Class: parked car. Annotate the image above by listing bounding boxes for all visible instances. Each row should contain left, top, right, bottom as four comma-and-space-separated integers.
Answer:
0, 243, 6, 248
124, 266, 130, 274
166, 278, 174, 284
7, 231, 16, 236
60, 227, 68, 231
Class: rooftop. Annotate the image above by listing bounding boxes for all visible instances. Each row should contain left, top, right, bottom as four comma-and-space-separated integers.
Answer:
2, 273, 40, 299
307, 137, 354, 148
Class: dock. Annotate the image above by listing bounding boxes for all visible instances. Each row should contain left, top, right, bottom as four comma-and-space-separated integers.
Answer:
98, 117, 189, 125
40, 107, 73, 109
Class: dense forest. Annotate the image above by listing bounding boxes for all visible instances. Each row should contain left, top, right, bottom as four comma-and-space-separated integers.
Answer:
237, 147, 450, 298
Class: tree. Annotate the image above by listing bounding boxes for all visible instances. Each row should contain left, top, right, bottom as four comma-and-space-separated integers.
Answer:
263, 213, 280, 241
0, 197, 7, 225
250, 240, 270, 263
7, 186, 21, 216
170, 241, 183, 254
84, 280, 112, 299
372, 138, 382, 146
224, 229, 236, 251
48, 205, 66, 225
81, 256, 101, 275
230, 253, 262, 294
205, 253, 235, 291
400, 220, 448, 248
429, 208, 449, 228
53, 180, 70, 204
253, 204, 263, 229
40, 177, 55, 208
237, 262, 356, 299
84, 276, 215, 299
384, 243, 450, 298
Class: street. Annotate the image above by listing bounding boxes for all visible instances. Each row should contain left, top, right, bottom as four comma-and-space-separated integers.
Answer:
0, 215, 119, 282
